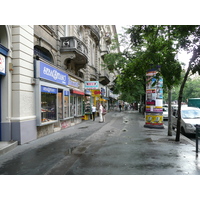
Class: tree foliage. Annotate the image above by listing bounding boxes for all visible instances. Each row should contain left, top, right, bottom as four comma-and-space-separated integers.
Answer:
104, 25, 200, 141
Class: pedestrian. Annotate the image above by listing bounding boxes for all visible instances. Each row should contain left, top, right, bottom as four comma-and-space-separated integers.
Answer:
102, 105, 107, 122
92, 104, 96, 121
99, 104, 103, 123
119, 103, 122, 112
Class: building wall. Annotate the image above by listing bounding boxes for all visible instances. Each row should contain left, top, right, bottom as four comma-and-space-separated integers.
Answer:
11, 25, 37, 144
1, 25, 12, 141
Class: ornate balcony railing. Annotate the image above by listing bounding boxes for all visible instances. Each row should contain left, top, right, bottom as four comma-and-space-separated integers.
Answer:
84, 25, 100, 43
60, 36, 88, 59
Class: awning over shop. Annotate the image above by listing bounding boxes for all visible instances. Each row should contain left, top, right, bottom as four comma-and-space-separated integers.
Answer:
70, 89, 84, 95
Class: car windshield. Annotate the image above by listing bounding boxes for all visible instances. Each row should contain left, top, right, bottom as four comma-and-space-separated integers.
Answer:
181, 110, 200, 119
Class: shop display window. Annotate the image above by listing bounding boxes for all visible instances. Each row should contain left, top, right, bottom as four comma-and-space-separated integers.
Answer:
41, 86, 57, 123
70, 96, 75, 117
77, 96, 83, 116
84, 96, 91, 114
58, 89, 63, 119
64, 91, 70, 118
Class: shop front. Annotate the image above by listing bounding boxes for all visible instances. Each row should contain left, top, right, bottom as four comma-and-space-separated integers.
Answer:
68, 76, 84, 125
35, 60, 72, 137
83, 90, 92, 120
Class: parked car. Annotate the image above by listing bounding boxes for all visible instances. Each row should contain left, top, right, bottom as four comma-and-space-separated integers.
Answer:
172, 106, 200, 135
163, 107, 168, 120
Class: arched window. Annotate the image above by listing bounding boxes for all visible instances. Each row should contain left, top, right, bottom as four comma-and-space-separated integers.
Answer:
0, 25, 8, 48
34, 45, 53, 63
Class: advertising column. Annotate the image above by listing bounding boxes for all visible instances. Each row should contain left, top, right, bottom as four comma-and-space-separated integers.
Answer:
144, 69, 164, 129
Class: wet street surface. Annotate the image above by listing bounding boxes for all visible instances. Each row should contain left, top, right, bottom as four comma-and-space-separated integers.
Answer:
0, 116, 114, 175
0, 111, 200, 175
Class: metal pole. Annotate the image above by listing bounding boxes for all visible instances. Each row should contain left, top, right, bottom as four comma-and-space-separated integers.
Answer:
195, 125, 200, 154
196, 130, 198, 154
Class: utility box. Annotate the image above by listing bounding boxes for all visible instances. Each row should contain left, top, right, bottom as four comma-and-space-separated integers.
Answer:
188, 98, 200, 109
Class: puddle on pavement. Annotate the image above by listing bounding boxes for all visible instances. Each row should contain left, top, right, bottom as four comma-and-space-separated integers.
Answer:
64, 146, 88, 155
78, 126, 88, 129
65, 146, 77, 155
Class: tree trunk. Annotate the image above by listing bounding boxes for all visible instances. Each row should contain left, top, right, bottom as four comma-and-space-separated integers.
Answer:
175, 63, 192, 141
168, 89, 172, 136
175, 46, 199, 141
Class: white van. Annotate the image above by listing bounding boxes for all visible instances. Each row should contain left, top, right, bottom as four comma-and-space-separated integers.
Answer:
172, 106, 200, 134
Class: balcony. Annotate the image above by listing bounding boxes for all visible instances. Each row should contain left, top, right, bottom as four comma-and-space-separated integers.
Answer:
99, 69, 110, 85
60, 36, 88, 67
100, 44, 109, 58
104, 33, 111, 45
84, 25, 100, 44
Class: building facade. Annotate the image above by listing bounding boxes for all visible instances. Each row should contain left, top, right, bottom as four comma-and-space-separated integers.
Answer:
0, 25, 119, 145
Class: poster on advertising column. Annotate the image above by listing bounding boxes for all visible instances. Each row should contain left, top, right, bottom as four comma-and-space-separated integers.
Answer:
144, 68, 164, 129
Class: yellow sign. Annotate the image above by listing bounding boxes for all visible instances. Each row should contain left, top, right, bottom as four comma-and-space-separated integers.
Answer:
91, 90, 101, 97
145, 113, 163, 125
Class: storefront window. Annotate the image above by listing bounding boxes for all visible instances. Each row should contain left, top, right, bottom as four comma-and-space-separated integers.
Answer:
77, 96, 82, 116
41, 86, 57, 123
58, 89, 63, 119
64, 91, 70, 118
84, 96, 91, 114
70, 95, 75, 117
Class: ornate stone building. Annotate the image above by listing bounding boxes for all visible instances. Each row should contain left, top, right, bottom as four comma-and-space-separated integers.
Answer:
0, 25, 119, 145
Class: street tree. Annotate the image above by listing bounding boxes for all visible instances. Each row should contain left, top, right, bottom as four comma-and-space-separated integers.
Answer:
121, 25, 183, 136
104, 25, 200, 141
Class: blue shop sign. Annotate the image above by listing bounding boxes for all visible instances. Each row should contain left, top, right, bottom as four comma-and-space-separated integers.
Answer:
64, 90, 70, 96
39, 61, 68, 85
41, 86, 57, 94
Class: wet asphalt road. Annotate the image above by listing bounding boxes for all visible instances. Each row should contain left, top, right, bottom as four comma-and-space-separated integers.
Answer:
0, 111, 199, 175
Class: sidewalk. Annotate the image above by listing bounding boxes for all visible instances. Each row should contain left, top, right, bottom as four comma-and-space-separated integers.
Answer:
0, 141, 18, 156
0, 111, 115, 157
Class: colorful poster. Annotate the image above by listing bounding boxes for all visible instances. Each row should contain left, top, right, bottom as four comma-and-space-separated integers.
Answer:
145, 113, 163, 125
145, 68, 164, 128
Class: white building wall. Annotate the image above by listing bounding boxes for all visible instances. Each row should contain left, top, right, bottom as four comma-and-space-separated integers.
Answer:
11, 25, 37, 144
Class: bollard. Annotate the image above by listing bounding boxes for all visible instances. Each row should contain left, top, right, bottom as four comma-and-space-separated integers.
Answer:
195, 124, 200, 154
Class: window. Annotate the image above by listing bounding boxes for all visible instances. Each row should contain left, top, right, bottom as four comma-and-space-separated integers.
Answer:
77, 96, 82, 116
58, 89, 63, 119
41, 86, 57, 123
70, 96, 75, 117
34, 45, 53, 63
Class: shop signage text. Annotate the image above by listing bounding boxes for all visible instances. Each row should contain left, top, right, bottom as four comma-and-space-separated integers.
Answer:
68, 76, 80, 88
39, 61, 68, 85
85, 81, 99, 90
41, 86, 57, 94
